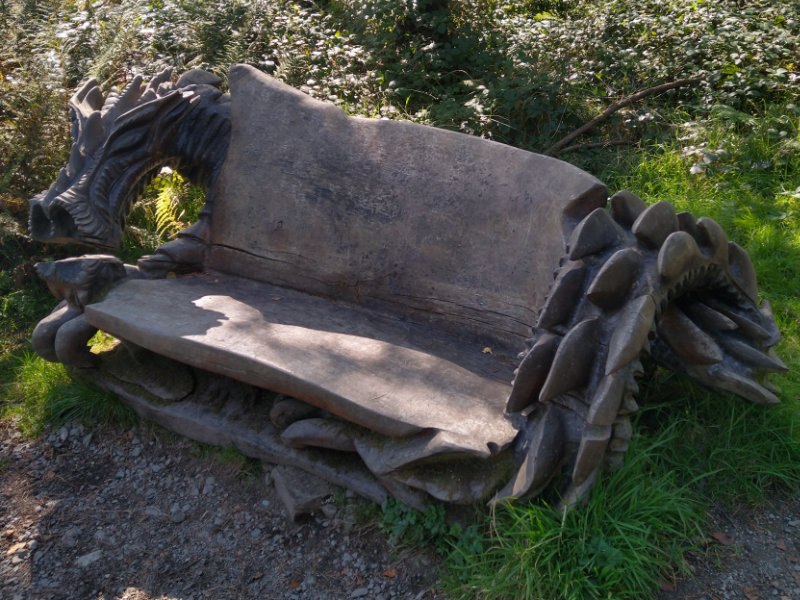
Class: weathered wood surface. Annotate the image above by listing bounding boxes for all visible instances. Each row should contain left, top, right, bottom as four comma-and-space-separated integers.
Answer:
208, 65, 608, 352
84, 274, 524, 454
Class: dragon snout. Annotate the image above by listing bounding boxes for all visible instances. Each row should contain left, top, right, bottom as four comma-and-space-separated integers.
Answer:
29, 198, 79, 244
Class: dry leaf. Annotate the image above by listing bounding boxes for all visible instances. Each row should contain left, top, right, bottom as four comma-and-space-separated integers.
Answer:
711, 531, 734, 545
776, 539, 787, 551
482, 347, 493, 354
252, 572, 263, 581
6, 542, 26, 556
743, 586, 759, 600
290, 579, 299, 589
382, 567, 398, 578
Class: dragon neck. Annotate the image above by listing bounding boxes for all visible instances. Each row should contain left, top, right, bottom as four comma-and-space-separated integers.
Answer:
86, 87, 232, 239
167, 91, 232, 189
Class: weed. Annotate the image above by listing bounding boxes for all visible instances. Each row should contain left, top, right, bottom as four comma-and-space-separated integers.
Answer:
380, 498, 484, 559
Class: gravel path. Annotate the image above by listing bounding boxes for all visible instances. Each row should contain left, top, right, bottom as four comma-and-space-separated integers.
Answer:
658, 498, 800, 600
2, 418, 798, 600
0, 420, 442, 600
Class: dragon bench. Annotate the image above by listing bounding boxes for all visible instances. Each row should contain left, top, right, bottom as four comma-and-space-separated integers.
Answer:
28, 65, 786, 509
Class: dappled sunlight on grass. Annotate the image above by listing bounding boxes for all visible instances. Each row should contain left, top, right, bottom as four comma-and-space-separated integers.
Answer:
2, 353, 135, 438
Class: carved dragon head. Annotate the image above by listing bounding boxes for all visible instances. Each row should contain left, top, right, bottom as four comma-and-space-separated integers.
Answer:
29, 69, 231, 250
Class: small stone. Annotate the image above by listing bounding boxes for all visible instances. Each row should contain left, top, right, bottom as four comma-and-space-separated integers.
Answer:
170, 508, 186, 524
788, 520, 800, 527
145, 507, 163, 518
82, 433, 92, 447
58, 427, 68, 442
61, 526, 81, 548
351, 587, 369, 598
202, 477, 215, 494
321, 503, 338, 519
93, 530, 116, 547
75, 550, 103, 568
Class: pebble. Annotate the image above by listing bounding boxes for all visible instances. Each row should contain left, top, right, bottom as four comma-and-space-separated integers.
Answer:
170, 509, 186, 524
0, 420, 442, 599
74, 550, 103, 568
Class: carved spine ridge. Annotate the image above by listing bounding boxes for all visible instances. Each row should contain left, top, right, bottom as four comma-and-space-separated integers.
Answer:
506, 195, 784, 505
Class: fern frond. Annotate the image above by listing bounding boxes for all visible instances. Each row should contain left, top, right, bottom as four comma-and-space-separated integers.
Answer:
154, 179, 182, 237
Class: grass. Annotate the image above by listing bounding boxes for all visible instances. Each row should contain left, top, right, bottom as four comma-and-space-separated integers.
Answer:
440, 387, 800, 600
1, 352, 136, 438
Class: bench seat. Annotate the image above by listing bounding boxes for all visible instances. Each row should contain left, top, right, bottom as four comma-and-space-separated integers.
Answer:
84, 273, 523, 456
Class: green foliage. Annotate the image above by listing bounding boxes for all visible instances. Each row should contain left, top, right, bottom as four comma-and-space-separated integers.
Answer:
0, 206, 69, 349
641, 381, 800, 506
443, 421, 708, 600
116, 168, 205, 261
2, 353, 135, 438
380, 498, 483, 558
0, 1, 70, 197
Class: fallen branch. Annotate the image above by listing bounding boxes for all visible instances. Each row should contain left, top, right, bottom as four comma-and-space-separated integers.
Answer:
557, 139, 637, 154
546, 77, 703, 156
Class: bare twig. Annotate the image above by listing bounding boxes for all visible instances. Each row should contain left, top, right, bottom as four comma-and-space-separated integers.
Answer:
545, 77, 703, 156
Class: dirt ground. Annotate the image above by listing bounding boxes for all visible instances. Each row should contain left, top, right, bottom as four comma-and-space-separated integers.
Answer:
0, 420, 443, 600
1, 418, 798, 600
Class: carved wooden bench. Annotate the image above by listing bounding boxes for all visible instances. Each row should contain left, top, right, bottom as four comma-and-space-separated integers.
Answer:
29, 65, 786, 509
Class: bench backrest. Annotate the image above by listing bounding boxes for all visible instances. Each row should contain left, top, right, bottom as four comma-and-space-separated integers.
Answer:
207, 65, 607, 352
